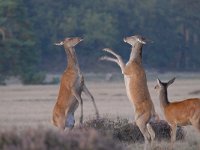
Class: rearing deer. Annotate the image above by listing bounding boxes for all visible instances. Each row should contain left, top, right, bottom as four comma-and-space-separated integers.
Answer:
155, 77, 200, 149
52, 37, 99, 130
101, 35, 159, 150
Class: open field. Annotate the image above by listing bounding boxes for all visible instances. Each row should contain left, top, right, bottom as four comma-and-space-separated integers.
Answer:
0, 73, 200, 149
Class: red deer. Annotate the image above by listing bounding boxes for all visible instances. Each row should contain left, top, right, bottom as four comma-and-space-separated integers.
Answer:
155, 77, 200, 149
101, 35, 159, 150
52, 37, 99, 130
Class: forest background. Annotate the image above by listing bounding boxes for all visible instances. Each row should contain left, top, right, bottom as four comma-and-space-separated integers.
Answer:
0, 0, 200, 84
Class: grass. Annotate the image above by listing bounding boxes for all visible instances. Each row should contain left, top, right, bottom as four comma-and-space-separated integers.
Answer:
0, 117, 187, 150
0, 78, 200, 149
0, 127, 125, 150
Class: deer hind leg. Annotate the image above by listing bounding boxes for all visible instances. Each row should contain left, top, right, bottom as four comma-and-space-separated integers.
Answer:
136, 120, 151, 150
65, 102, 78, 129
83, 84, 99, 119
72, 88, 83, 124
52, 108, 65, 130
191, 117, 200, 132
147, 123, 155, 145
190, 117, 200, 150
65, 113, 75, 129
79, 98, 83, 124
54, 115, 65, 130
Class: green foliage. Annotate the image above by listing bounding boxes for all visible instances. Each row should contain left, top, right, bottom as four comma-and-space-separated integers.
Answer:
0, 74, 6, 85
20, 70, 45, 85
0, 0, 200, 84
29, 0, 200, 72
0, 0, 44, 84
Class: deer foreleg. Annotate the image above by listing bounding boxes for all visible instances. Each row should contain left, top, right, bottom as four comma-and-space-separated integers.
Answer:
103, 48, 125, 73
170, 124, 177, 150
100, 56, 119, 64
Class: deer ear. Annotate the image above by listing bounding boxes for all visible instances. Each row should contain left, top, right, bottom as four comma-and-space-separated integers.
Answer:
167, 77, 176, 86
54, 41, 64, 46
156, 78, 162, 86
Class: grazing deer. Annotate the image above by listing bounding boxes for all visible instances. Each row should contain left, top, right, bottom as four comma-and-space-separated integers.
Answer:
52, 37, 99, 130
155, 77, 200, 149
101, 35, 159, 150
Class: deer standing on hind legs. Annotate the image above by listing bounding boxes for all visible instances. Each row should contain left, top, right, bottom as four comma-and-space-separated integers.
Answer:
100, 35, 159, 150
155, 77, 200, 150
52, 37, 99, 130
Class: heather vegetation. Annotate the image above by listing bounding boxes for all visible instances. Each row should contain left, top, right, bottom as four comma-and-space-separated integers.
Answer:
0, 127, 125, 150
81, 117, 185, 143
0, 0, 200, 84
0, 117, 185, 150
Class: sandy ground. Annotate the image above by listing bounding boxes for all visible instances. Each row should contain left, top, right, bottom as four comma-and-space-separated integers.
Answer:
1, 75, 200, 127
0, 74, 200, 148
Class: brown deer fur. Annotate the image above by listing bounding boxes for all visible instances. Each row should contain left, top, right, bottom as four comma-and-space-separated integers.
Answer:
101, 35, 159, 150
155, 77, 200, 149
52, 37, 99, 130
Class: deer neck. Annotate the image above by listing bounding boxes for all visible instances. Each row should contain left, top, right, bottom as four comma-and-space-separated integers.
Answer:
159, 88, 170, 108
65, 47, 80, 73
129, 43, 143, 64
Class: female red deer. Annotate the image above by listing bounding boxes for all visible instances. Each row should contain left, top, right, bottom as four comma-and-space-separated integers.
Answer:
155, 77, 200, 149
52, 37, 99, 130
101, 35, 159, 150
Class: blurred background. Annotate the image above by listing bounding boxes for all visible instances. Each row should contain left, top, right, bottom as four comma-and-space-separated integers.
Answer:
0, 0, 200, 84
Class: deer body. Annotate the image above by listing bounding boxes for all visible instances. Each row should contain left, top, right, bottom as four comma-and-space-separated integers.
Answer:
53, 68, 83, 129
52, 37, 99, 130
162, 98, 200, 126
155, 78, 200, 149
124, 61, 155, 121
101, 35, 158, 150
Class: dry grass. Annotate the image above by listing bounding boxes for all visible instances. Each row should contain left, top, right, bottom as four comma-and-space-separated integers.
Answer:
0, 117, 186, 150
0, 73, 200, 149
0, 127, 126, 150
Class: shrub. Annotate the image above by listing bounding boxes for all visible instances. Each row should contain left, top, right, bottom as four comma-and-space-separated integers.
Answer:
0, 127, 126, 150
20, 71, 46, 85
0, 74, 6, 85
0, 117, 186, 150
81, 117, 185, 143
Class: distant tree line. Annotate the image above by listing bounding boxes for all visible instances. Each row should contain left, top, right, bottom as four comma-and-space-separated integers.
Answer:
0, 0, 200, 84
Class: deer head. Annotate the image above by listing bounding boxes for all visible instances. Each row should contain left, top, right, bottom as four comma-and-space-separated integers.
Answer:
154, 77, 176, 91
124, 35, 147, 46
54, 37, 83, 48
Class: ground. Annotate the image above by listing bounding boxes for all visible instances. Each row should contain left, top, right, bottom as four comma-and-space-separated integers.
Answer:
0, 72, 200, 149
